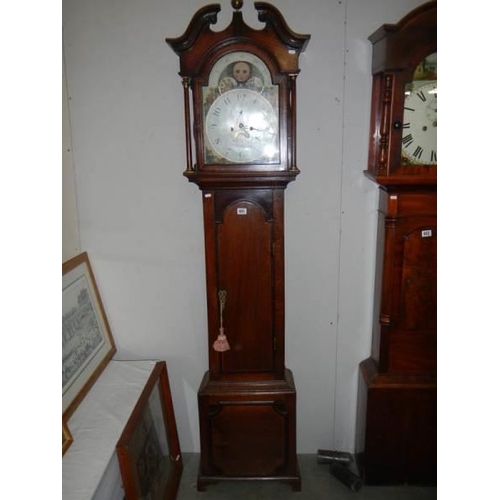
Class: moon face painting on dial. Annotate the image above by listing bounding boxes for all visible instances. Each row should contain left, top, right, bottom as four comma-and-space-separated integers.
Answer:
203, 51, 280, 164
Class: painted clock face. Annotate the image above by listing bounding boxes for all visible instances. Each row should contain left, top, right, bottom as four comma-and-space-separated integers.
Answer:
203, 51, 280, 164
401, 53, 437, 166
205, 88, 278, 163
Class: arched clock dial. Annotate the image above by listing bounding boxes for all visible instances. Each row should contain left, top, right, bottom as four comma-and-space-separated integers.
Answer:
401, 81, 437, 165
202, 50, 280, 166
205, 88, 278, 163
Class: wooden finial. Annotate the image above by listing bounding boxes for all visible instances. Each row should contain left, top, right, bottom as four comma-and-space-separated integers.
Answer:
231, 0, 243, 11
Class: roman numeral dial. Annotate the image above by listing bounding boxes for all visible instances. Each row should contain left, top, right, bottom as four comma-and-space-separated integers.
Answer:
205, 88, 279, 164
401, 82, 437, 166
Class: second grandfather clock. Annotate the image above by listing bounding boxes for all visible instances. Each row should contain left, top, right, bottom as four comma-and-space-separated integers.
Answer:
166, 1, 309, 491
355, 2, 437, 484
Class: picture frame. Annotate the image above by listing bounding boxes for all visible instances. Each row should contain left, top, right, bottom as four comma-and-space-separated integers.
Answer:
116, 361, 183, 500
62, 419, 73, 456
63, 252, 116, 420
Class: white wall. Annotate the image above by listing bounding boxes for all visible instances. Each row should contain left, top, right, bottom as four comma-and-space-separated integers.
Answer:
62, 0, 427, 453
62, 52, 81, 261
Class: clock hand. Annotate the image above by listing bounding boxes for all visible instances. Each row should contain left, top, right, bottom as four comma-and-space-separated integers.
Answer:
231, 110, 244, 132
249, 126, 271, 132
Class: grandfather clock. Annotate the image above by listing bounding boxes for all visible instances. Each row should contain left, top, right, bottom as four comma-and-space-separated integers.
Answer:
166, 1, 309, 491
355, 2, 437, 484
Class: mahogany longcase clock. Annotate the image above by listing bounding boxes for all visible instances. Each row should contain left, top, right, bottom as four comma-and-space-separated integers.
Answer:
355, 2, 437, 484
166, 1, 309, 491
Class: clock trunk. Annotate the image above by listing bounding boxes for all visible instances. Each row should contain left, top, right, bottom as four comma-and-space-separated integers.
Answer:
197, 187, 299, 490
203, 188, 286, 380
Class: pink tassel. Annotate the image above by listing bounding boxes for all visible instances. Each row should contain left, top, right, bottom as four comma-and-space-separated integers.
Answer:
213, 327, 230, 352
213, 290, 230, 352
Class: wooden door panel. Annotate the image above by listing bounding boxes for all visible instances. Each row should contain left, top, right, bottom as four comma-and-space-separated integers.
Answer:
387, 224, 437, 372
210, 403, 287, 476
217, 201, 274, 373
400, 226, 437, 331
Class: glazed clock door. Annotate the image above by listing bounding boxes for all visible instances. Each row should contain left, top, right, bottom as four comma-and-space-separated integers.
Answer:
401, 53, 437, 166
205, 88, 279, 164
202, 51, 281, 167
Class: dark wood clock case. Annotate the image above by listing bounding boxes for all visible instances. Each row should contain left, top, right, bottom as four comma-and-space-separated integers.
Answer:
166, 1, 309, 491
355, 2, 437, 485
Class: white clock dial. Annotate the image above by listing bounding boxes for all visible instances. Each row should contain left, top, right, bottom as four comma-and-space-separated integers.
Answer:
205, 88, 278, 163
401, 82, 437, 165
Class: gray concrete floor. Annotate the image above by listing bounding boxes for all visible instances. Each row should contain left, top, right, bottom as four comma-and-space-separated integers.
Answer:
176, 453, 437, 499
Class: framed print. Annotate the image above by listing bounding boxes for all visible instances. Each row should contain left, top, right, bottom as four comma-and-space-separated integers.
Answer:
117, 361, 182, 500
63, 252, 116, 420
62, 420, 73, 456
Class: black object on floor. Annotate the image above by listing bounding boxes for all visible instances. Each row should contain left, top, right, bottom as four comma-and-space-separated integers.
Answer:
330, 461, 363, 492
317, 448, 363, 492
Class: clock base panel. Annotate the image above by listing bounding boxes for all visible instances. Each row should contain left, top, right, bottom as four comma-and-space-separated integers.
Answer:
197, 369, 301, 491
356, 357, 437, 485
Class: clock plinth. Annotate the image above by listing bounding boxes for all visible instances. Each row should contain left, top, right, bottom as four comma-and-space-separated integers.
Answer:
166, 2, 309, 490
197, 370, 300, 491
356, 358, 437, 484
